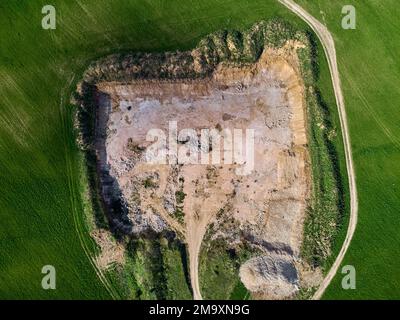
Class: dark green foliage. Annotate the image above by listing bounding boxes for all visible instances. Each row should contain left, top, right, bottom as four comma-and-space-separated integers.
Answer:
143, 177, 158, 189
199, 238, 255, 300
230, 280, 250, 300
297, 33, 345, 269
107, 233, 191, 300
175, 190, 186, 204
82, 19, 305, 83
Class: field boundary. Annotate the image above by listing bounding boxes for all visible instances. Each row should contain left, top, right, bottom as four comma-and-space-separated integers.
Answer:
60, 74, 118, 300
278, 0, 358, 300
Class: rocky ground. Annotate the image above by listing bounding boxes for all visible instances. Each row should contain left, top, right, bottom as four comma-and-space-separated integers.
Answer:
76, 20, 322, 299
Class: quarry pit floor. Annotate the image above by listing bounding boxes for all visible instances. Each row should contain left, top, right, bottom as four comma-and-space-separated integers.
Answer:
95, 45, 310, 299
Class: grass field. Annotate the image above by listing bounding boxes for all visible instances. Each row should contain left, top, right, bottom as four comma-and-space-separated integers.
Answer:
1, 0, 384, 299
295, 0, 400, 299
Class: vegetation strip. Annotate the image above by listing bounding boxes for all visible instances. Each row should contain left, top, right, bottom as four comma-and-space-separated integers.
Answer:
278, 0, 358, 300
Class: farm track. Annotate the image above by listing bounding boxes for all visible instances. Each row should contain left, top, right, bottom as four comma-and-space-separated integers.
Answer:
278, 0, 359, 300
62, 1, 358, 301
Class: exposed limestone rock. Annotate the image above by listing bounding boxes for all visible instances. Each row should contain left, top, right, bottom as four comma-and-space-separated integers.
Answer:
75, 19, 321, 299
240, 253, 299, 299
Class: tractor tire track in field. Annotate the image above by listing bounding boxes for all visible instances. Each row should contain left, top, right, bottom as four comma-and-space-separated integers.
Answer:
278, 0, 358, 300
59, 1, 358, 300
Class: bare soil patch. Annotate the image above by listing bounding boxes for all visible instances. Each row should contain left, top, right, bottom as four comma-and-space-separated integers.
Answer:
74, 20, 328, 299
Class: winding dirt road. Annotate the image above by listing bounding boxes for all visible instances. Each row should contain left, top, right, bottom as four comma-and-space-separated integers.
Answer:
278, 0, 358, 300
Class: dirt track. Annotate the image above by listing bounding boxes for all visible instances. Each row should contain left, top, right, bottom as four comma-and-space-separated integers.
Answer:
278, 0, 359, 300
87, 5, 358, 298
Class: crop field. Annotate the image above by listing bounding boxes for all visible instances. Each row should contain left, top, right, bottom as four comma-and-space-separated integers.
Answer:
2, 0, 320, 300
296, 0, 400, 299
1, 0, 396, 300
0, 0, 345, 300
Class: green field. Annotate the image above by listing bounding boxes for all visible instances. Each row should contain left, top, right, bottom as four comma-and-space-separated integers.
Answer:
1, 0, 315, 300
296, 0, 400, 299
1, 0, 397, 299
